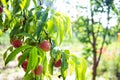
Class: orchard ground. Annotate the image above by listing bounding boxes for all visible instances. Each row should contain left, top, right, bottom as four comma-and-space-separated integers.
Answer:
0, 33, 120, 80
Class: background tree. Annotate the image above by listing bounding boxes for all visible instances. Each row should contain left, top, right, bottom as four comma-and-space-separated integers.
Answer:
73, 0, 120, 80
0, 0, 87, 80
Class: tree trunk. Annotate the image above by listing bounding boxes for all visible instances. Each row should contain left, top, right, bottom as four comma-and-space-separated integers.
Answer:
92, 61, 97, 80
117, 76, 120, 80
92, 43, 97, 80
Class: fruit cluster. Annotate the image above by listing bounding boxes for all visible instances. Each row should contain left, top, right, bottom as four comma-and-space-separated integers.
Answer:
18, 55, 43, 76
12, 38, 62, 76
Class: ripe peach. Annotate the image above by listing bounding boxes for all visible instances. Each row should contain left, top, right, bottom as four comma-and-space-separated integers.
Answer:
21, 61, 28, 71
38, 40, 51, 52
10, 39, 22, 48
54, 59, 61, 67
34, 65, 43, 76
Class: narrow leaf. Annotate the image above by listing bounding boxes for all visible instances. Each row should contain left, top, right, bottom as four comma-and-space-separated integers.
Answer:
37, 47, 45, 57
5, 45, 31, 65
18, 49, 30, 67
42, 8, 49, 22
20, 0, 27, 11
75, 58, 87, 80
61, 52, 69, 80
71, 55, 87, 80
17, 32, 36, 41
47, 19, 54, 33
32, 0, 37, 7
10, 24, 20, 38
36, 22, 45, 38
69, 59, 75, 75
25, 0, 30, 9
59, 17, 64, 44
48, 57, 54, 75
3, 46, 13, 60
25, 47, 38, 75
4, 9, 12, 20
42, 55, 47, 75
1, 0, 7, 7
23, 72, 34, 80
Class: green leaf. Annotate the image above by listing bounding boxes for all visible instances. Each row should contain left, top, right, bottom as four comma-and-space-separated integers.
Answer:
47, 19, 54, 33
63, 15, 72, 38
50, 49, 61, 59
32, 0, 37, 7
75, 58, 87, 80
40, 74, 44, 80
5, 45, 32, 65
36, 10, 42, 19
25, 0, 30, 9
25, 47, 38, 75
37, 48, 47, 75
42, 8, 49, 22
10, 24, 20, 38
17, 32, 36, 41
69, 59, 75, 75
4, 9, 12, 20
20, 0, 27, 11
12, 0, 21, 14
71, 55, 87, 80
23, 72, 34, 80
61, 52, 69, 80
47, 12, 72, 45
3, 46, 13, 60
1, 0, 7, 7
35, 76, 40, 80
45, 73, 52, 80
18, 49, 30, 67
20, 0, 30, 11
70, 55, 80, 66
36, 22, 45, 38
42, 55, 47, 75
59, 17, 64, 44
48, 57, 54, 75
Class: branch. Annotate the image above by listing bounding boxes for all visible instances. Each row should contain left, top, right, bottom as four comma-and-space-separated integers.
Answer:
96, 6, 110, 66
43, 29, 49, 39
23, 12, 26, 26
85, 4, 93, 45
89, 0, 97, 52
90, 2, 96, 47
86, 18, 93, 45
90, 0, 97, 68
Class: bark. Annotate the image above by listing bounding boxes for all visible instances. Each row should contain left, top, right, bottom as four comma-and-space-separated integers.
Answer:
92, 42, 97, 80
92, 64, 97, 80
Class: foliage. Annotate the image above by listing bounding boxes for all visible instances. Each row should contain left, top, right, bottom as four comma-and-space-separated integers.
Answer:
72, 0, 120, 80
0, 0, 86, 80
